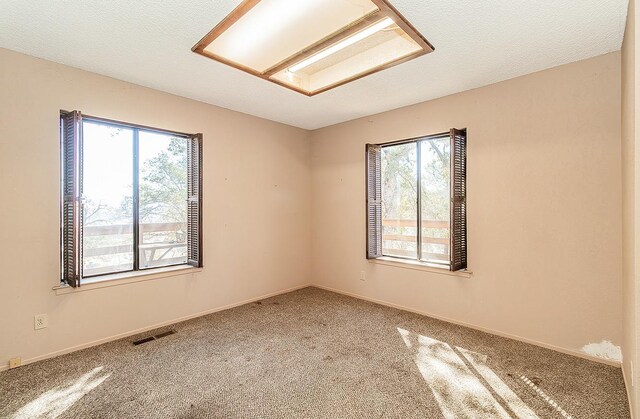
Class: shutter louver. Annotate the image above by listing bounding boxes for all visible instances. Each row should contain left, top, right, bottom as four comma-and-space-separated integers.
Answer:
61, 111, 83, 287
450, 128, 467, 271
366, 144, 383, 259
187, 133, 203, 268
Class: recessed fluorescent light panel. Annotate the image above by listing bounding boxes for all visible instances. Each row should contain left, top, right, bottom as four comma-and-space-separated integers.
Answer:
192, 0, 434, 96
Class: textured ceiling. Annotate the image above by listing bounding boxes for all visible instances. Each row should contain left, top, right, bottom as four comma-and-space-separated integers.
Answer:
0, 0, 629, 129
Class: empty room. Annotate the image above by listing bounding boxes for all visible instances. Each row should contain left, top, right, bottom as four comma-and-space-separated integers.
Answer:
1, 0, 639, 417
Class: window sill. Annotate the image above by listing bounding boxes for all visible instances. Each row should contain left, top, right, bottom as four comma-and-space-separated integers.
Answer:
53, 265, 202, 295
369, 257, 473, 278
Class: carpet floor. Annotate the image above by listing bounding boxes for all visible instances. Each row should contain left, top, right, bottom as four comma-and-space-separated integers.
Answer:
0, 287, 630, 418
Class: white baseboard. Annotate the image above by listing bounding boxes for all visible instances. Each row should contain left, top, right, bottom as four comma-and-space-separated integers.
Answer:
310, 284, 623, 368
1, 284, 311, 372
622, 364, 636, 419
3, 283, 622, 373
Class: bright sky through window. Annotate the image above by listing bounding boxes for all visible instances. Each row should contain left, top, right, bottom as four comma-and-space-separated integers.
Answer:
83, 123, 171, 206
82, 121, 189, 276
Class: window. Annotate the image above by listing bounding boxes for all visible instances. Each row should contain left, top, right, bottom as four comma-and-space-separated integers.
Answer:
60, 111, 203, 287
366, 129, 467, 271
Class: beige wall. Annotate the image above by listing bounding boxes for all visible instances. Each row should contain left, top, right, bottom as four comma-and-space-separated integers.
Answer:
0, 48, 312, 370
310, 53, 623, 359
0, 43, 629, 389
622, 0, 640, 415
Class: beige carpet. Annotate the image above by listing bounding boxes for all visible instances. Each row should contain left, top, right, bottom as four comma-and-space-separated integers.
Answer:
0, 287, 630, 418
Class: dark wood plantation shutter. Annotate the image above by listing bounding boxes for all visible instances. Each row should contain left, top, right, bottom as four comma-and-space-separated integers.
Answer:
366, 144, 382, 259
450, 128, 467, 271
187, 133, 203, 267
61, 111, 83, 287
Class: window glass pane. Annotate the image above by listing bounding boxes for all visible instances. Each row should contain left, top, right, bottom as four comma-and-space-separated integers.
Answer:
139, 132, 188, 269
420, 138, 450, 264
82, 122, 134, 276
381, 143, 417, 259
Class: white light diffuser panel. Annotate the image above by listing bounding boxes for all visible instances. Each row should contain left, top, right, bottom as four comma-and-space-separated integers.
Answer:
193, 0, 433, 96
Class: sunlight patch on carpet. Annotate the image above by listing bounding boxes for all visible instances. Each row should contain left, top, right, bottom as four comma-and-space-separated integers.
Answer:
398, 327, 514, 418
12, 366, 110, 419
520, 375, 573, 418
457, 346, 539, 419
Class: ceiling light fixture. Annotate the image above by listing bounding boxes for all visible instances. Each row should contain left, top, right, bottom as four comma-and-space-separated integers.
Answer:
192, 0, 434, 96
288, 17, 396, 73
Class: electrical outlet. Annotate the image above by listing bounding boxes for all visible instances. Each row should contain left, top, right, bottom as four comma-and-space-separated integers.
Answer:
34, 314, 48, 330
359, 270, 366, 281
9, 358, 21, 369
